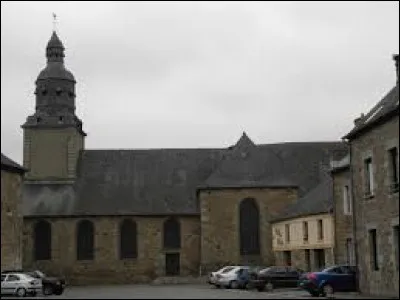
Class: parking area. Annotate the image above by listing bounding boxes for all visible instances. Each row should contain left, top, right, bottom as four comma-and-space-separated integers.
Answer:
2, 284, 376, 299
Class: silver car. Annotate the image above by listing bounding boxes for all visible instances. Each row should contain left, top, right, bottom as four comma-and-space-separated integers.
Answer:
1, 272, 42, 297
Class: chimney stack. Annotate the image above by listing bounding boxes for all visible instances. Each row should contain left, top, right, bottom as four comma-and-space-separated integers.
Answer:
394, 54, 399, 84
354, 113, 365, 126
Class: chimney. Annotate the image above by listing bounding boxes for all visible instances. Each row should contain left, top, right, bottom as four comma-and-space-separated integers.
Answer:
394, 54, 399, 84
354, 113, 365, 126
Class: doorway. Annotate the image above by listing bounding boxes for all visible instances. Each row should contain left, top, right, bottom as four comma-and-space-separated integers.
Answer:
165, 253, 180, 276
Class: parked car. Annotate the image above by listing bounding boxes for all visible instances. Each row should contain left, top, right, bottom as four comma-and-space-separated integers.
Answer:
248, 266, 304, 291
208, 266, 240, 286
214, 266, 251, 289
1, 272, 42, 297
298, 265, 357, 297
25, 270, 66, 295
2, 269, 66, 296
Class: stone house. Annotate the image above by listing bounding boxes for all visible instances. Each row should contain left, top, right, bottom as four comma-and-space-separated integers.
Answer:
331, 154, 356, 265
343, 55, 399, 298
19, 31, 348, 284
271, 170, 336, 271
1, 153, 27, 271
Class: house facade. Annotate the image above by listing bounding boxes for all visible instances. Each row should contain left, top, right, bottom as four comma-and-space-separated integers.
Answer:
343, 55, 399, 298
1, 154, 27, 271
271, 172, 336, 271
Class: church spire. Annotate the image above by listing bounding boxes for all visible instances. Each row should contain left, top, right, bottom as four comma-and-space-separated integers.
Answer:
46, 31, 65, 63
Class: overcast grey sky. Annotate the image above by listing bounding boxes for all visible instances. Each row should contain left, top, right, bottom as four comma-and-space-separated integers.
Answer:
1, 1, 399, 164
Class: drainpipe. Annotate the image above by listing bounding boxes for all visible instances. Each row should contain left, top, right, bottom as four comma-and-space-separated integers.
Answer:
347, 139, 360, 293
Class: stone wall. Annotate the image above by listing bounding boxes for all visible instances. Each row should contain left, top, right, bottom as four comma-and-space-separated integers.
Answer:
1, 170, 24, 271
351, 115, 399, 298
23, 215, 200, 285
199, 188, 298, 273
332, 167, 355, 265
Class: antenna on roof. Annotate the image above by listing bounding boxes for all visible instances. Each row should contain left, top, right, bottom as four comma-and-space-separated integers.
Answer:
52, 13, 57, 32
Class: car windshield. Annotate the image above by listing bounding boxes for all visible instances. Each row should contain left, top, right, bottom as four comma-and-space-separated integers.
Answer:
221, 267, 235, 273
259, 267, 272, 274
34, 270, 46, 278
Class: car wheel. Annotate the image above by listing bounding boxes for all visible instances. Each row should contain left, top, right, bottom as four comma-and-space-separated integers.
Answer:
15, 287, 27, 297
229, 280, 239, 289
322, 284, 334, 297
245, 282, 253, 290
43, 285, 54, 295
54, 289, 64, 296
215, 284, 221, 289
310, 291, 320, 297
257, 285, 265, 292
265, 282, 274, 292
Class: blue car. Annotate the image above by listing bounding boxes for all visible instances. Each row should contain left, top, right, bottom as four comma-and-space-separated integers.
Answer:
299, 265, 357, 297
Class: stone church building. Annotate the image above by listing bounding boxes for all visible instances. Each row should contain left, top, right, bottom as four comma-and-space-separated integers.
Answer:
21, 31, 348, 284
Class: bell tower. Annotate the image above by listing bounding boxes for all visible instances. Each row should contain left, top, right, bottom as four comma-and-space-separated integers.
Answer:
21, 31, 86, 182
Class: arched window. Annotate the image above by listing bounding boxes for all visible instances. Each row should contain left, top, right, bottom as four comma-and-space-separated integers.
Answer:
163, 218, 181, 249
119, 219, 137, 259
34, 220, 52, 260
239, 198, 260, 255
76, 220, 94, 260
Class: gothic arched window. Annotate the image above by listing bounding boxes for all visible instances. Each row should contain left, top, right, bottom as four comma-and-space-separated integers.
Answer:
34, 220, 52, 260
239, 198, 260, 255
163, 218, 181, 249
76, 220, 94, 260
119, 219, 138, 259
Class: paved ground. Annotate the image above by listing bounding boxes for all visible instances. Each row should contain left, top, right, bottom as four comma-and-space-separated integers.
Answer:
1, 284, 378, 299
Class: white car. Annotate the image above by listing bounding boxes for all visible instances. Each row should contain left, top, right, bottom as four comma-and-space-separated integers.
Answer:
1, 272, 42, 297
214, 266, 250, 289
208, 266, 240, 285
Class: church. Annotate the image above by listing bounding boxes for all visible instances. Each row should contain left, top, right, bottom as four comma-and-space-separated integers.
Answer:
20, 31, 348, 285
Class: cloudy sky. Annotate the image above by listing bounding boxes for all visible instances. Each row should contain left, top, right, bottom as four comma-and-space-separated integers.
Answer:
1, 1, 399, 164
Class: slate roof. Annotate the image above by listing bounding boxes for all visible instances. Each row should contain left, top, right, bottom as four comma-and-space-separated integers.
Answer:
22, 136, 348, 217
1, 153, 27, 174
271, 169, 334, 223
344, 84, 399, 139
200, 133, 297, 189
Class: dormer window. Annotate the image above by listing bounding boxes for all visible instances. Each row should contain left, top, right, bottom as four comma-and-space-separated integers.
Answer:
41, 87, 47, 95
56, 87, 62, 95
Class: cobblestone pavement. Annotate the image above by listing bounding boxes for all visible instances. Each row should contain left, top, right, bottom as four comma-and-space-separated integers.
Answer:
1, 284, 377, 299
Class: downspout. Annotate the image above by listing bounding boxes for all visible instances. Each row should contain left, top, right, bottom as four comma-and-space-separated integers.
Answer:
347, 139, 360, 292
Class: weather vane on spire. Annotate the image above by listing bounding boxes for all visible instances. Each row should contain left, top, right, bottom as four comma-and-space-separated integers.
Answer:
52, 13, 57, 32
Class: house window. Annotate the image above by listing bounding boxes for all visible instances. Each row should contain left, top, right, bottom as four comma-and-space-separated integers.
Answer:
284, 251, 292, 266
285, 224, 290, 243
394, 225, 399, 270
305, 249, 311, 271
343, 185, 352, 215
364, 157, 374, 196
303, 221, 309, 242
76, 220, 94, 260
317, 219, 323, 240
34, 220, 52, 261
346, 238, 355, 265
368, 229, 379, 271
314, 249, 325, 270
119, 219, 137, 259
163, 218, 181, 249
388, 147, 399, 192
